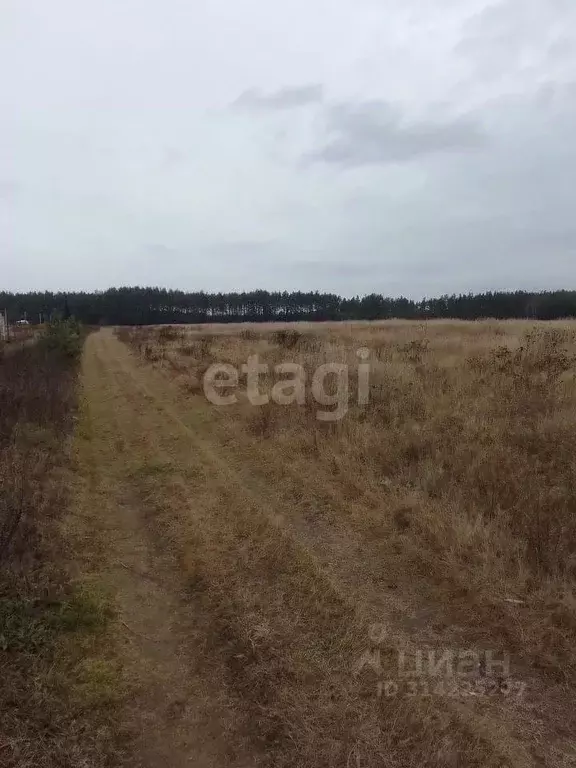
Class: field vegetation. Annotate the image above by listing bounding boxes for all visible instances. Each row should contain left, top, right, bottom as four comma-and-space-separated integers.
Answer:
5, 317, 575, 767
0, 320, 125, 767
112, 319, 576, 767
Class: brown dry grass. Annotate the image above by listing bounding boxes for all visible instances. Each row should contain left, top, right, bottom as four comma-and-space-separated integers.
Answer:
113, 320, 576, 766
0, 335, 127, 767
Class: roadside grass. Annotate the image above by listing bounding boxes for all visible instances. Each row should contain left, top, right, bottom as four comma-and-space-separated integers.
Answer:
0, 322, 127, 767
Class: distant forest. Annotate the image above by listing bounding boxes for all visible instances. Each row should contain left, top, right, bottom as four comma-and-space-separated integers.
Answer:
2, 287, 576, 324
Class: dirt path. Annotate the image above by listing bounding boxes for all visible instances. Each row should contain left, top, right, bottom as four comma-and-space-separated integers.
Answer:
73, 329, 576, 768
75, 329, 256, 768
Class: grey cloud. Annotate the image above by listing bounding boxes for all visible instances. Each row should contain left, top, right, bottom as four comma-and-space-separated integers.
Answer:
309, 100, 487, 167
233, 84, 324, 110
457, 0, 576, 72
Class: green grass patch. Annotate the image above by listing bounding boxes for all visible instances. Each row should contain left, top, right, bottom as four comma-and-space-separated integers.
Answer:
0, 583, 112, 653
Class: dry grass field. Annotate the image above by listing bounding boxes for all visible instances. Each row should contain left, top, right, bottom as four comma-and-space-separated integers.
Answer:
53, 320, 576, 767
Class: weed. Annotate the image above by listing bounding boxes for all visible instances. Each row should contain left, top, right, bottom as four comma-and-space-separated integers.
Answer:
157, 326, 182, 343
271, 329, 302, 349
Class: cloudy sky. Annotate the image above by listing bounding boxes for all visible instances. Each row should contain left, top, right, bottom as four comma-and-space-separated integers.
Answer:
1, 0, 575, 297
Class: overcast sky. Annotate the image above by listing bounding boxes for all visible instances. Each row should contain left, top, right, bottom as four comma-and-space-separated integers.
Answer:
1, 0, 575, 297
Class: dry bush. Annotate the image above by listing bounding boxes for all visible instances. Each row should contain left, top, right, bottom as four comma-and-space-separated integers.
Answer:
175, 336, 212, 360
195, 334, 213, 359
144, 343, 162, 362
178, 343, 196, 357
397, 338, 430, 363
247, 401, 281, 438
271, 329, 302, 349
156, 325, 182, 343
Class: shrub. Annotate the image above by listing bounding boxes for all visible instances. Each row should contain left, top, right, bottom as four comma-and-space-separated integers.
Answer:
157, 326, 181, 343
181, 335, 212, 359
398, 338, 429, 363
197, 335, 212, 358
271, 329, 302, 349
40, 319, 83, 360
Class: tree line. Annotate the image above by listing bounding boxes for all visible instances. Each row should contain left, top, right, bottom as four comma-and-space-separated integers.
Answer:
1, 287, 576, 325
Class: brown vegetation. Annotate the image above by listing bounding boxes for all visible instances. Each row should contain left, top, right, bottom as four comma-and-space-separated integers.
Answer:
0, 329, 125, 767
110, 320, 576, 767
